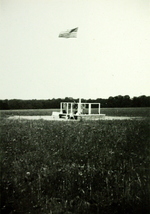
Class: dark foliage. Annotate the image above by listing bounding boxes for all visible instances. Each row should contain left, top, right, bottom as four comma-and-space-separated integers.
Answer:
0, 95, 150, 110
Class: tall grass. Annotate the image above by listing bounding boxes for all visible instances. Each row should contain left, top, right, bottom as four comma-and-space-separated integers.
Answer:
1, 118, 150, 213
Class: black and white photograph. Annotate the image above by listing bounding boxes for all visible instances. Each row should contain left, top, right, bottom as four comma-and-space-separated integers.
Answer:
0, 0, 150, 213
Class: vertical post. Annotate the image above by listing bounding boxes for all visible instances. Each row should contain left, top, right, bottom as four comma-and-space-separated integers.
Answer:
71, 103, 73, 115
98, 103, 100, 114
88, 103, 91, 115
77, 103, 80, 115
66, 103, 68, 115
60, 102, 62, 113
78, 98, 82, 115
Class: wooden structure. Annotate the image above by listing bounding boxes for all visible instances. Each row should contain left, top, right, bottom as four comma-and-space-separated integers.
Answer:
52, 100, 105, 120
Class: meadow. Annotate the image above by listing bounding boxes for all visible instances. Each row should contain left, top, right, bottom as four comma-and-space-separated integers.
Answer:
0, 108, 150, 213
1, 107, 150, 118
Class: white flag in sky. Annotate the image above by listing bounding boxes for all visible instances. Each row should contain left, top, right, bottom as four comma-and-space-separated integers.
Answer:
59, 27, 78, 38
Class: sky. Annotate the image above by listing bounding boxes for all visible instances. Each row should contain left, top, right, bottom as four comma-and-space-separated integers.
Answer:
0, 0, 150, 99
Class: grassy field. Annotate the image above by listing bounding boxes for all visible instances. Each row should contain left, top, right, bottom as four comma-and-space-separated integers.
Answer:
1, 107, 150, 118
0, 108, 150, 213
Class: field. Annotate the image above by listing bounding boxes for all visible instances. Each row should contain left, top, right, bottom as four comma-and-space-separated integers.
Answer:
1, 107, 150, 118
0, 108, 150, 213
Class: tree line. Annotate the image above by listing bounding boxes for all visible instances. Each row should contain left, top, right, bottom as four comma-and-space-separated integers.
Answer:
0, 95, 149, 110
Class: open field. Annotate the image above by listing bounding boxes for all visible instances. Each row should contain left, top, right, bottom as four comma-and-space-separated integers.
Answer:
1, 107, 150, 118
0, 108, 150, 213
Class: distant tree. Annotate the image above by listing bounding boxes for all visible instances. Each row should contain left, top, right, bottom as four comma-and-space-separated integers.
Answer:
132, 97, 141, 107
132, 95, 150, 107
122, 95, 131, 107
0, 95, 149, 110
0, 100, 9, 110
108, 96, 115, 107
139, 95, 150, 107
0, 100, 2, 109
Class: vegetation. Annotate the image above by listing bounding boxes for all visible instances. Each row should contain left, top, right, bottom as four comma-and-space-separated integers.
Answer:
1, 115, 150, 213
101, 107, 150, 117
0, 95, 150, 110
1, 107, 150, 119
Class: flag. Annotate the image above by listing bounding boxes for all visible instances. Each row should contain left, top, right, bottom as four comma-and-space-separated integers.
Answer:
59, 27, 78, 38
